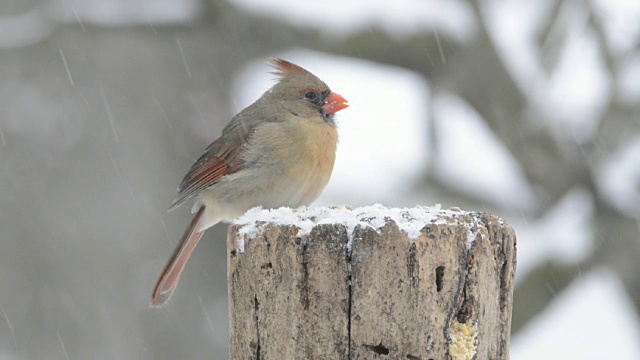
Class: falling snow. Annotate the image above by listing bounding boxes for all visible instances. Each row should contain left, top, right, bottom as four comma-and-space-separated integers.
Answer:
59, 49, 75, 86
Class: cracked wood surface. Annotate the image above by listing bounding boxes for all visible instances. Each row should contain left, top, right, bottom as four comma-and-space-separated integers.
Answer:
228, 212, 516, 359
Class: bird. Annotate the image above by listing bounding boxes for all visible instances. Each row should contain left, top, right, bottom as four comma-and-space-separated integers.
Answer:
151, 58, 349, 307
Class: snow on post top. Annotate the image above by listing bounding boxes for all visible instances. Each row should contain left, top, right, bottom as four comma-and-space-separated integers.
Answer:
233, 204, 486, 252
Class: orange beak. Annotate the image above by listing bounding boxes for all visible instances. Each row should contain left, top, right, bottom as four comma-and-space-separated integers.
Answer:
322, 92, 349, 115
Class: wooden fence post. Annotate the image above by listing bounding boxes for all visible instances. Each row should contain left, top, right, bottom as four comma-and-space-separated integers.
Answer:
227, 205, 516, 360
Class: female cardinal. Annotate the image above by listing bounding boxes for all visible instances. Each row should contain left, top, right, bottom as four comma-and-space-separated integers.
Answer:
151, 59, 349, 307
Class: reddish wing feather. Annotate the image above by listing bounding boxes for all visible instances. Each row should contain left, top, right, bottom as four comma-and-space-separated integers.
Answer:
169, 145, 230, 210
181, 157, 228, 192
169, 132, 250, 210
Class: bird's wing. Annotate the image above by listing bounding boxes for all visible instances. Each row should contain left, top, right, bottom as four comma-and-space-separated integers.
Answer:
168, 142, 233, 211
169, 104, 278, 211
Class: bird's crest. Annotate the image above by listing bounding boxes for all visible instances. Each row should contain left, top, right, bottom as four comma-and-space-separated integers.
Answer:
270, 58, 312, 79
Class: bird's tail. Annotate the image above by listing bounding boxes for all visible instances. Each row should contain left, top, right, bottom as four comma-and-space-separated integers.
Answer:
151, 205, 206, 307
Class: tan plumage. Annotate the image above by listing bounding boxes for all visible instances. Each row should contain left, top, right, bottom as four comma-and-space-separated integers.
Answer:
151, 59, 348, 307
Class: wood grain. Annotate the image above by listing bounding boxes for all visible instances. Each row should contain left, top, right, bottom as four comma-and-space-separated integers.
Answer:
228, 209, 516, 360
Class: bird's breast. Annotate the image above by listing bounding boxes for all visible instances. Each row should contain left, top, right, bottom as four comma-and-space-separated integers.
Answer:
295, 130, 338, 205
247, 119, 338, 206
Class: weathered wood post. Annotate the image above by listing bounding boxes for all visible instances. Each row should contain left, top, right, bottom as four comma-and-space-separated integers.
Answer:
228, 205, 516, 360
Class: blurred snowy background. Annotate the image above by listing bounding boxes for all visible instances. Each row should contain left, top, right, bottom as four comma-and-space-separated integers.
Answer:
1, 0, 639, 358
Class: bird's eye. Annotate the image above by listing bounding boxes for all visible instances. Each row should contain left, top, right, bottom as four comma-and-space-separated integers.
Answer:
305, 92, 318, 101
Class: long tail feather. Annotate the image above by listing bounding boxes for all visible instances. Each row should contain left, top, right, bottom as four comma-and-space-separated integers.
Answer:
151, 206, 206, 307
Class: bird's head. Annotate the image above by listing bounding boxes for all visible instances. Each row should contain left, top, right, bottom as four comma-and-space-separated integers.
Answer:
265, 58, 349, 125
